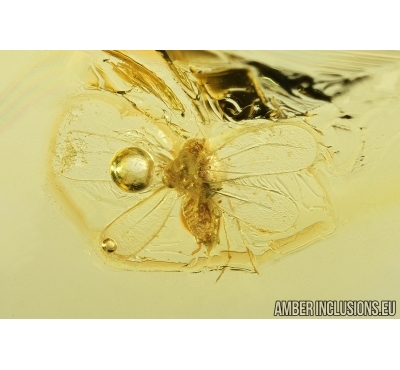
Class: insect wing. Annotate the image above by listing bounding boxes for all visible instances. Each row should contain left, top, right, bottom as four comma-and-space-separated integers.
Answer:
101, 187, 178, 257
217, 182, 298, 234
211, 123, 317, 180
211, 122, 319, 238
57, 130, 134, 181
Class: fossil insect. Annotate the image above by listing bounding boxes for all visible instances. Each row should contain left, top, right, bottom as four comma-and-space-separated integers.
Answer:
50, 51, 335, 274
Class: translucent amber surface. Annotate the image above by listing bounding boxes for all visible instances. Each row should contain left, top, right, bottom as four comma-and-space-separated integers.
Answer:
49, 51, 343, 273
1, 51, 400, 317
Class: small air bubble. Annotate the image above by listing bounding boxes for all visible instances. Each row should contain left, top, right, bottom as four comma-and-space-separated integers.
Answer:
102, 238, 117, 253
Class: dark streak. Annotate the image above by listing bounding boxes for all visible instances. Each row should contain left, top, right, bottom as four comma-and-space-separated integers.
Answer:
247, 61, 332, 103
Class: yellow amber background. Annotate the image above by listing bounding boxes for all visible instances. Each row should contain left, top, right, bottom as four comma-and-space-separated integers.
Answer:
1, 51, 399, 318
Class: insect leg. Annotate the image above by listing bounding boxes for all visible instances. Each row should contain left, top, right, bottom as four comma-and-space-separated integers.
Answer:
227, 198, 260, 275
215, 213, 233, 282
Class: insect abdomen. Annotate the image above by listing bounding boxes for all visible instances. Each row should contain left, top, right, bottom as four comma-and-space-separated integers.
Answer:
182, 195, 220, 254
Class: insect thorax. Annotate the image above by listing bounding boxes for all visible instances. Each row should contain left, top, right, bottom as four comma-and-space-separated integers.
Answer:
162, 138, 212, 192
